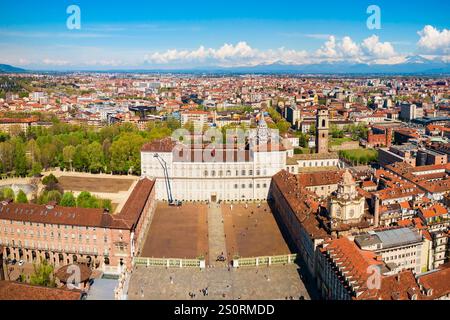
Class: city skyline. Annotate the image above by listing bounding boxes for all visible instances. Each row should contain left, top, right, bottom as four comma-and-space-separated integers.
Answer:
0, 0, 449, 70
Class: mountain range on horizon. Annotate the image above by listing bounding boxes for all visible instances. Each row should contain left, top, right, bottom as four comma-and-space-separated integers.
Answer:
1, 55, 449, 74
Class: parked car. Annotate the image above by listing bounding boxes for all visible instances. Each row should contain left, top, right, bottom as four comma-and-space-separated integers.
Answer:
18, 260, 25, 266
11, 259, 17, 265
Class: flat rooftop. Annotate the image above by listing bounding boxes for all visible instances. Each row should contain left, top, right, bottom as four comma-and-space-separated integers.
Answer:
355, 227, 422, 250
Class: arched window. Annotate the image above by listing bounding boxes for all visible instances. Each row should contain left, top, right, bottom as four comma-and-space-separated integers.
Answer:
322, 119, 326, 127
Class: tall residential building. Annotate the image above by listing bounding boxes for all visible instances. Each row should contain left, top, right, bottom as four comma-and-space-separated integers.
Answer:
400, 103, 423, 122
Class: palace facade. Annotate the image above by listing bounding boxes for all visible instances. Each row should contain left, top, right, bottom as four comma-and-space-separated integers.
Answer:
141, 118, 288, 202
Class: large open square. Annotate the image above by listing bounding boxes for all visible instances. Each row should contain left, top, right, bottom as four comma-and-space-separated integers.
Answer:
140, 203, 209, 260
128, 264, 309, 300
222, 203, 292, 259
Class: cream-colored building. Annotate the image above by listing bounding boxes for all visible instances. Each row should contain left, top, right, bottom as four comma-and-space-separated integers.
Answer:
355, 227, 426, 275
141, 118, 288, 202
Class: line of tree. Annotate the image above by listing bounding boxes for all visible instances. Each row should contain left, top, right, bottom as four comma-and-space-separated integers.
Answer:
267, 107, 291, 135
0, 119, 181, 177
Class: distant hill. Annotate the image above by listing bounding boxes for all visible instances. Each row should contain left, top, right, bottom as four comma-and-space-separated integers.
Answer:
0, 64, 27, 73
217, 57, 450, 75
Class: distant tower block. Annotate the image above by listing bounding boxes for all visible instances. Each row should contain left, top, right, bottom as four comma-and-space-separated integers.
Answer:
316, 108, 329, 154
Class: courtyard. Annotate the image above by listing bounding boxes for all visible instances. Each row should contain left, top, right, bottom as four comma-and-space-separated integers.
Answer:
140, 202, 209, 260
222, 202, 292, 260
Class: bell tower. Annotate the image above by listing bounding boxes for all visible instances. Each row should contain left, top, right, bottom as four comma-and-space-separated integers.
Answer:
316, 108, 329, 154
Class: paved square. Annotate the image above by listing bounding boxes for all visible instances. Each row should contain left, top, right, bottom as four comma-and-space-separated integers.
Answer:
127, 264, 309, 300
222, 203, 292, 259
141, 203, 209, 260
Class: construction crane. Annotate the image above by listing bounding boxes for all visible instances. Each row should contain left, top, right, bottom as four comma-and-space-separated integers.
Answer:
153, 153, 181, 206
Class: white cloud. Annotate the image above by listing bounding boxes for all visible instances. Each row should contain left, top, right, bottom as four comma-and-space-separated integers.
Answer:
316, 36, 338, 58
340, 36, 361, 57
145, 36, 400, 67
316, 36, 360, 59
417, 25, 450, 54
42, 58, 70, 66
361, 35, 396, 58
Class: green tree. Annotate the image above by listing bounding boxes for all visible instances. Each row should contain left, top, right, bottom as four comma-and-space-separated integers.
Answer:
77, 191, 100, 208
30, 260, 56, 288
26, 139, 41, 166
29, 162, 43, 177
297, 132, 310, 148
62, 145, 76, 170
72, 144, 89, 171
0, 141, 14, 174
12, 138, 28, 176
109, 132, 145, 174
1, 187, 15, 200
15, 189, 28, 203
101, 199, 113, 212
46, 190, 62, 204
276, 119, 292, 135
60, 192, 77, 207
42, 173, 58, 186
87, 141, 104, 173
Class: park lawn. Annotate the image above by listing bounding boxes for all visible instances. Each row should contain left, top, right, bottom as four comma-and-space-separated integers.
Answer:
340, 148, 378, 164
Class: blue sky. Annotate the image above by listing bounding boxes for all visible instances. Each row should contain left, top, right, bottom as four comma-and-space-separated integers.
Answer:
0, 0, 449, 69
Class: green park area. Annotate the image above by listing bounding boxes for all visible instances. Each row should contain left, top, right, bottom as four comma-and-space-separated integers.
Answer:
339, 148, 378, 165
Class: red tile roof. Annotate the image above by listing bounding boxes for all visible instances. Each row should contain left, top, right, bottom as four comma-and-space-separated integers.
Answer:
0, 178, 154, 230
0, 281, 81, 300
